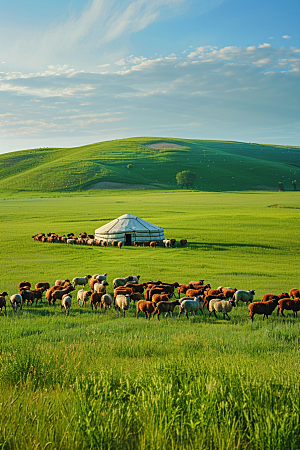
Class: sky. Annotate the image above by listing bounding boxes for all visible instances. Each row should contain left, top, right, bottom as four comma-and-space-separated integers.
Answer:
0, 0, 299, 153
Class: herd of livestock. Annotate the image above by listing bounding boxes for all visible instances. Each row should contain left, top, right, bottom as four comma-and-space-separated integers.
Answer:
1, 274, 300, 321
32, 232, 188, 248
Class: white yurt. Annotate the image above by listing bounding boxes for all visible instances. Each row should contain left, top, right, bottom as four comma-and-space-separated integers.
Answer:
94, 214, 165, 245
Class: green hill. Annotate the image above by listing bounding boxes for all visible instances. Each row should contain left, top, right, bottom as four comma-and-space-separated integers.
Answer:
0, 137, 299, 192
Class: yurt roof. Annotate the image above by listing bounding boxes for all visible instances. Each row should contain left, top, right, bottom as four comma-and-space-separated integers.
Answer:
95, 214, 164, 235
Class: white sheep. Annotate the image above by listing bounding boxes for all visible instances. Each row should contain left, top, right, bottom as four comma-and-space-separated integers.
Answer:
55, 279, 70, 286
91, 273, 107, 282
163, 239, 171, 248
101, 293, 112, 311
61, 294, 72, 316
67, 238, 76, 244
115, 294, 131, 317
77, 289, 92, 307
178, 296, 204, 319
72, 275, 92, 289
93, 280, 108, 294
232, 290, 255, 305
113, 276, 134, 289
209, 299, 236, 319
10, 294, 23, 312
126, 275, 140, 284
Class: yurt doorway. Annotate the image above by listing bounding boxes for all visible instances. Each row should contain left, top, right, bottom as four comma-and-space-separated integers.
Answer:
125, 233, 132, 246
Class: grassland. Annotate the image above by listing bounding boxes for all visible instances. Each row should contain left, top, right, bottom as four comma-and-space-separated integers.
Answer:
1, 190, 300, 449
0, 137, 299, 192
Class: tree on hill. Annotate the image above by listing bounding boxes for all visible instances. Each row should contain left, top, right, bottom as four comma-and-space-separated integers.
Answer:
176, 170, 196, 189
278, 181, 284, 191
292, 180, 297, 191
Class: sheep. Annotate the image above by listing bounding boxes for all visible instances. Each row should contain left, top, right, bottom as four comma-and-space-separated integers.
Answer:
112, 240, 118, 247
72, 275, 92, 289
10, 294, 23, 312
150, 241, 157, 247
61, 294, 72, 316
152, 293, 170, 304
124, 282, 145, 294
127, 275, 140, 284
248, 299, 279, 322
90, 278, 109, 291
262, 293, 289, 303
221, 288, 237, 299
101, 294, 112, 311
178, 296, 205, 319
118, 241, 123, 249
177, 284, 189, 298
206, 288, 223, 297
51, 285, 75, 305
187, 280, 205, 290
277, 298, 300, 318
77, 290, 92, 307
130, 292, 142, 303
55, 279, 70, 286
163, 239, 171, 248
91, 273, 107, 282
289, 289, 300, 299
35, 282, 50, 290
67, 238, 76, 244
186, 288, 205, 298
136, 301, 156, 319
18, 281, 31, 290
30, 288, 45, 305
180, 239, 187, 246
113, 276, 134, 289
232, 290, 255, 305
114, 287, 133, 299
115, 294, 131, 317
94, 280, 109, 295
20, 289, 35, 305
0, 291, 8, 315
153, 300, 180, 321
90, 292, 102, 310
209, 299, 236, 319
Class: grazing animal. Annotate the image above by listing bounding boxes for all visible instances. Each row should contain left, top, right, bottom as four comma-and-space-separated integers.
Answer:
232, 290, 255, 305
115, 294, 131, 317
35, 282, 50, 290
20, 289, 35, 305
153, 300, 180, 321
0, 291, 8, 315
248, 299, 279, 322
112, 240, 118, 247
90, 292, 102, 310
55, 279, 70, 286
10, 294, 23, 312
262, 293, 289, 303
101, 294, 112, 311
51, 285, 75, 305
61, 294, 72, 316
209, 299, 236, 319
93, 281, 109, 295
113, 276, 134, 289
118, 241, 123, 249
136, 300, 156, 319
289, 289, 300, 299
152, 293, 170, 304
178, 296, 204, 319
91, 273, 107, 282
18, 281, 31, 291
72, 275, 92, 289
77, 290, 92, 307
180, 239, 187, 246
277, 298, 300, 317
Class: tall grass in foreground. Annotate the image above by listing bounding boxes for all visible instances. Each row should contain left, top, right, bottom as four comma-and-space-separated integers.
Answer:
0, 309, 300, 449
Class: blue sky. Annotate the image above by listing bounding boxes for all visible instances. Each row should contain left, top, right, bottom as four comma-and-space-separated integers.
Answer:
0, 0, 299, 153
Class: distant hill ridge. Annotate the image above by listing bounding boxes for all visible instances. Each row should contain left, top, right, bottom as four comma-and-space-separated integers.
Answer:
0, 137, 299, 192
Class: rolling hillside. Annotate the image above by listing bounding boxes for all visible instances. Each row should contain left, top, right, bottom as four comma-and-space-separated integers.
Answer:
0, 137, 299, 192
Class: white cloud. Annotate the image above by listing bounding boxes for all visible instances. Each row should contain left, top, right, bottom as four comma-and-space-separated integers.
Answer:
282, 35, 292, 39
0, 43, 299, 146
258, 43, 271, 48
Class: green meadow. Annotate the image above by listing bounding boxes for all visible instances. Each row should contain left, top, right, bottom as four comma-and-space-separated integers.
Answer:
1, 189, 300, 449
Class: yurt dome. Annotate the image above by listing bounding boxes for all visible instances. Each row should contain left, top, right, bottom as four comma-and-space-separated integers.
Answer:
95, 214, 165, 245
